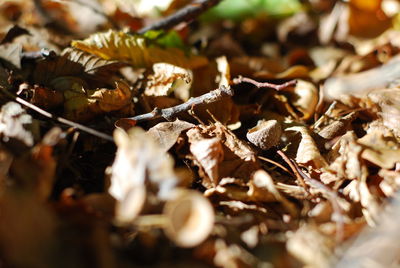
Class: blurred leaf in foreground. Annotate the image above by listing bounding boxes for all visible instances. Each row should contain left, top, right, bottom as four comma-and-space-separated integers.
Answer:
202, 0, 302, 21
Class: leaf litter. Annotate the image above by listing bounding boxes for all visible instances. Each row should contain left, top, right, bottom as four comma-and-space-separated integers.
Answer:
0, 0, 400, 267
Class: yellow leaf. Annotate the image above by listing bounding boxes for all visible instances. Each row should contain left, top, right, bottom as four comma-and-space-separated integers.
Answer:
71, 30, 208, 69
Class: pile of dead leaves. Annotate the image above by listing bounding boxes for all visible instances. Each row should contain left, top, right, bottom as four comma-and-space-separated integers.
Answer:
0, 0, 400, 267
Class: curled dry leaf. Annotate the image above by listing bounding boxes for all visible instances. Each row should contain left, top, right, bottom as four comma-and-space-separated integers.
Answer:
147, 119, 195, 153
163, 189, 214, 248
0, 43, 22, 69
109, 127, 178, 224
63, 80, 133, 121
289, 80, 318, 120
187, 122, 259, 188
286, 126, 328, 169
34, 47, 126, 89
145, 63, 193, 101
189, 136, 224, 187
318, 111, 357, 139
358, 129, 400, 169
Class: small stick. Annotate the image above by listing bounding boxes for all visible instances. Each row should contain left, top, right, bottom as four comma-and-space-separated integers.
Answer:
233, 76, 297, 91
278, 149, 344, 241
3, 91, 114, 142
258, 155, 292, 175
277, 150, 308, 191
124, 85, 233, 123
291, 162, 344, 242
137, 0, 222, 34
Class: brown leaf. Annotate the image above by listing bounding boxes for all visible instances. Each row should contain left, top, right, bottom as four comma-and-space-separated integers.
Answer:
148, 119, 195, 153
109, 127, 179, 224
187, 122, 259, 188
286, 126, 328, 169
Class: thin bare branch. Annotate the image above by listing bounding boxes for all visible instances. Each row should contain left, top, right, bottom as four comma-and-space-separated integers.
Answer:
2, 90, 114, 142
122, 85, 234, 123
137, 0, 222, 34
233, 76, 297, 91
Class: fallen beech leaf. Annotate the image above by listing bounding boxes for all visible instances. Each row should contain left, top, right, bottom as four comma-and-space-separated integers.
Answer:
147, 119, 194, 152
216, 56, 231, 87
286, 126, 328, 169
109, 127, 178, 223
368, 88, 400, 137
63, 80, 133, 121
358, 130, 400, 169
249, 169, 298, 217
318, 112, 357, 139
290, 80, 318, 120
187, 122, 259, 188
72, 30, 208, 69
189, 136, 224, 187
34, 47, 126, 89
145, 63, 193, 101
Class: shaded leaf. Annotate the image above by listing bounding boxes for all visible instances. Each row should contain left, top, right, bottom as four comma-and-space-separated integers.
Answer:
63, 80, 133, 121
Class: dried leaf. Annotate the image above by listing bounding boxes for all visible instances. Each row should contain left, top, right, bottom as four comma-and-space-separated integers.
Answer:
144, 63, 193, 101
148, 119, 195, 153
34, 47, 126, 89
290, 80, 318, 120
63, 80, 133, 121
187, 122, 259, 188
0, 43, 22, 68
189, 136, 224, 187
109, 127, 178, 224
368, 88, 400, 137
71, 30, 208, 69
286, 126, 328, 168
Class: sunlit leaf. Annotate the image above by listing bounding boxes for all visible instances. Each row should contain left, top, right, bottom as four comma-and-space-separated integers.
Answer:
71, 30, 208, 69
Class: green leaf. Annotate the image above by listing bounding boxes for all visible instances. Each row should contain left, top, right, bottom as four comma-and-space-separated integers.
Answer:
202, 0, 303, 21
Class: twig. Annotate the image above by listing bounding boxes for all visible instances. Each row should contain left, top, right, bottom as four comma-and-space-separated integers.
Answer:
258, 155, 292, 175
233, 76, 297, 91
277, 150, 308, 191
137, 0, 222, 34
292, 162, 345, 242
2, 90, 114, 142
123, 85, 233, 123
277, 149, 344, 241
